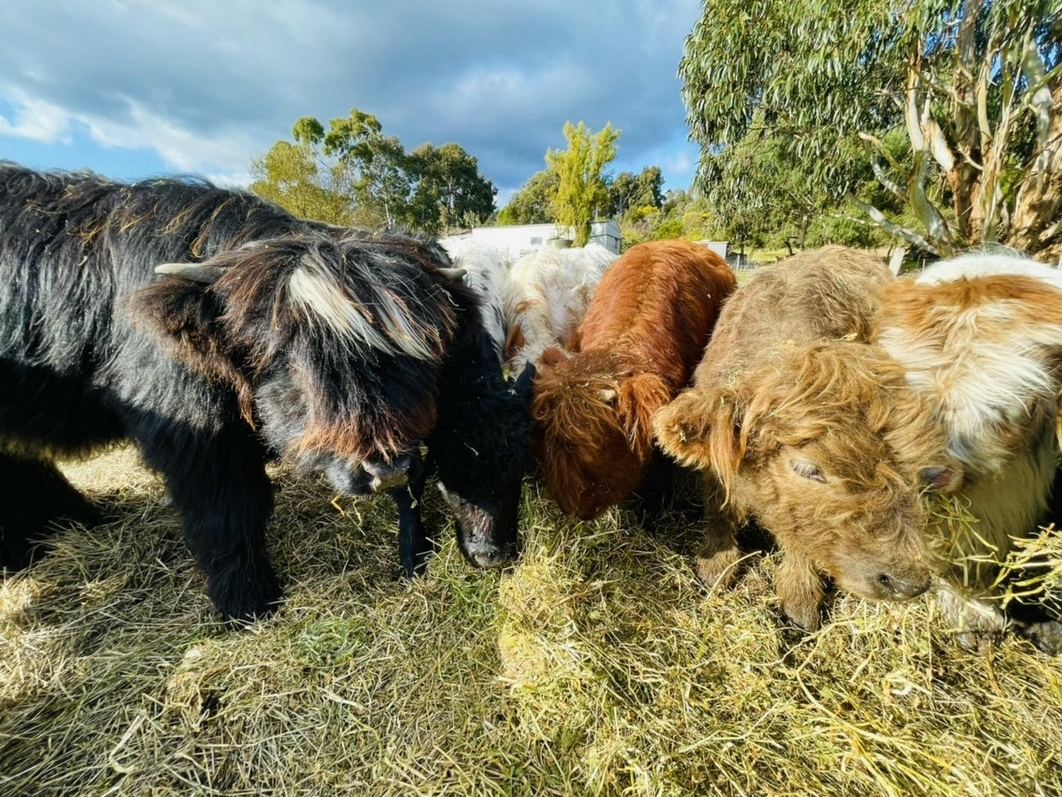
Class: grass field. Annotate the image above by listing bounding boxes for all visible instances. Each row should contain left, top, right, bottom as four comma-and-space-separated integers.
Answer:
2, 446, 1062, 796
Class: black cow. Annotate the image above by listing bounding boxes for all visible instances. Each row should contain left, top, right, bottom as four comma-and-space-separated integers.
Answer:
0, 163, 533, 621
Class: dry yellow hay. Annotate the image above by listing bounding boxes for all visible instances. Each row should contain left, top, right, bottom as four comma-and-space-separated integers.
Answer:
1, 447, 1061, 796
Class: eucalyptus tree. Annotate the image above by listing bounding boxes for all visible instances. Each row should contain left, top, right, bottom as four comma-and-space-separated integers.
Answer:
609, 166, 665, 217
680, 0, 1061, 259
496, 169, 559, 225
409, 142, 497, 232
249, 131, 355, 225
251, 109, 496, 233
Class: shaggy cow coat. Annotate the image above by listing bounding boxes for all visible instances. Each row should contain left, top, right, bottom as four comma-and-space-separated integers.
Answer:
654, 247, 962, 631
503, 242, 617, 371
438, 235, 510, 361
432, 235, 535, 566
875, 252, 1062, 652
532, 239, 736, 519
0, 164, 533, 620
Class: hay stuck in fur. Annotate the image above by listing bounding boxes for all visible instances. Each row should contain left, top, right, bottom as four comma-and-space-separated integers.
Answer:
1, 447, 1062, 796
928, 491, 1062, 615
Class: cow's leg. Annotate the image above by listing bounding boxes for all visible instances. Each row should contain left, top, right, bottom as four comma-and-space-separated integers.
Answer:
776, 550, 826, 632
692, 474, 744, 589
391, 450, 431, 578
694, 525, 742, 589
1047, 461, 1062, 525
136, 421, 279, 622
0, 451, 98, 570
997, 589, 1062, 655
935, 577, 1062, 655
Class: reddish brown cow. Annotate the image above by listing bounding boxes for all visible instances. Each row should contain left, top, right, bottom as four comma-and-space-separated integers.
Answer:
532, 239, 736, 519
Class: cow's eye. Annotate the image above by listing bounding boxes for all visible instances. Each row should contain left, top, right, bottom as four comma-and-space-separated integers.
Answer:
790, 458, 826, 483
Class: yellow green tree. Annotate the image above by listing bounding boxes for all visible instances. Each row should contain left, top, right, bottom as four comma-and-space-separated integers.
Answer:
545, 121, 620, 246
249, 130, 354, 225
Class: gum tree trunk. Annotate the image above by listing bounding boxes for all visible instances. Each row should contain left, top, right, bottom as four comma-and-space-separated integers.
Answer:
1008, 83, 1062, 263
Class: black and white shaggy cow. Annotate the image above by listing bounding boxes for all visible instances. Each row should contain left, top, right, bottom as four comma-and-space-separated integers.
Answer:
0, 164, 533, 621
439, 235, 510, 361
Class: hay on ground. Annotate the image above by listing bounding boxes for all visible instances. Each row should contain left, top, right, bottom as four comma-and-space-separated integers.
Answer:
1, 447, 1061, 796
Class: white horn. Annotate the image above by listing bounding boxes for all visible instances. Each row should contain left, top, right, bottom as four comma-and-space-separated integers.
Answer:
437, 267, 467, 281
155, 262, 228, 284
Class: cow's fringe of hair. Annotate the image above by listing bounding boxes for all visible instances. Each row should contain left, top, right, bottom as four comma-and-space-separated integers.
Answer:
664, 341, 949, 511
198, 234, 461, 369
532, 350, 660, 455
439, 236, 509, 360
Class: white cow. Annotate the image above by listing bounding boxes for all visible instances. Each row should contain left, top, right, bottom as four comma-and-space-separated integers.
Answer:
503, 242, 618, 371
439, 236, 510, 361
877, 251, 1062, 652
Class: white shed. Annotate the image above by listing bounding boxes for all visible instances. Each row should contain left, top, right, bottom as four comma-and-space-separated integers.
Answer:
459, 220, 621, 263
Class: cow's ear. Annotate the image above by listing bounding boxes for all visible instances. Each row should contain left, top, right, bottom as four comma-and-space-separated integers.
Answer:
538, 346, 568, 367
653, 386, 745, 482
123, 272, 245, 391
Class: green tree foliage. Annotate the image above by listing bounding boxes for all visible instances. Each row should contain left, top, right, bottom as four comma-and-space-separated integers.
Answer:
249, 134, 355, 225
409, 142, 497, 232
545, 121, 621, 246
697, 120, 905, 251
496, 170, 560, 225
608, 166, 664, 217
618, 189, 715, 248
680, 0, 1062, 260
310, 109, 417, 229
251, 109, 496, 232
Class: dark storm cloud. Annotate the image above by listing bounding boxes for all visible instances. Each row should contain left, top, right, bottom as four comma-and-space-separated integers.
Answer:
0, 0, 700, 193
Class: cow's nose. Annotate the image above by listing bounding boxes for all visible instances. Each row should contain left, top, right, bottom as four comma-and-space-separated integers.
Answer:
462, 539, 511, 569
878, 571, 931, 600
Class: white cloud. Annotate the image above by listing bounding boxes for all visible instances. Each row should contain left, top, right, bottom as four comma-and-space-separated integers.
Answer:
663, 150, 694, 179
0, 0, 705, 195
81, 99, 259, 182
0, 90, 73, 143
0, 84, 258, 184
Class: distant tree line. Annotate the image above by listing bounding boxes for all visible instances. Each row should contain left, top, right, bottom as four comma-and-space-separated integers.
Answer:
252, 0, 1059, 263
496, 122, 716, 249
250, 109, 497, 235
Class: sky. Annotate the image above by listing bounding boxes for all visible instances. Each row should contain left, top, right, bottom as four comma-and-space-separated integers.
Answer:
0, 0, 704, 208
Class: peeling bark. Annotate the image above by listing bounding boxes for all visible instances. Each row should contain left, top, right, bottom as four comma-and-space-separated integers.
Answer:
1008, 82, 1062, 262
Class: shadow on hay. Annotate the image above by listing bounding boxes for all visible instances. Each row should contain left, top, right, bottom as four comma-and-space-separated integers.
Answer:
0, 459, 469, 640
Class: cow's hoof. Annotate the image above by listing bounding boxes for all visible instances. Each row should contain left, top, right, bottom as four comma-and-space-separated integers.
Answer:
1015, 619, 1062, 656
693, 546, 742, 590
781, 598, 822, 634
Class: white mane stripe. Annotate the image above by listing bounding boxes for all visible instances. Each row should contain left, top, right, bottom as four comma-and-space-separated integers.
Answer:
288, 268, 437, 360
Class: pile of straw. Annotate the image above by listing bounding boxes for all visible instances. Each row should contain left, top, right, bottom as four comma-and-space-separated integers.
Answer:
2, 447, 1061, 796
